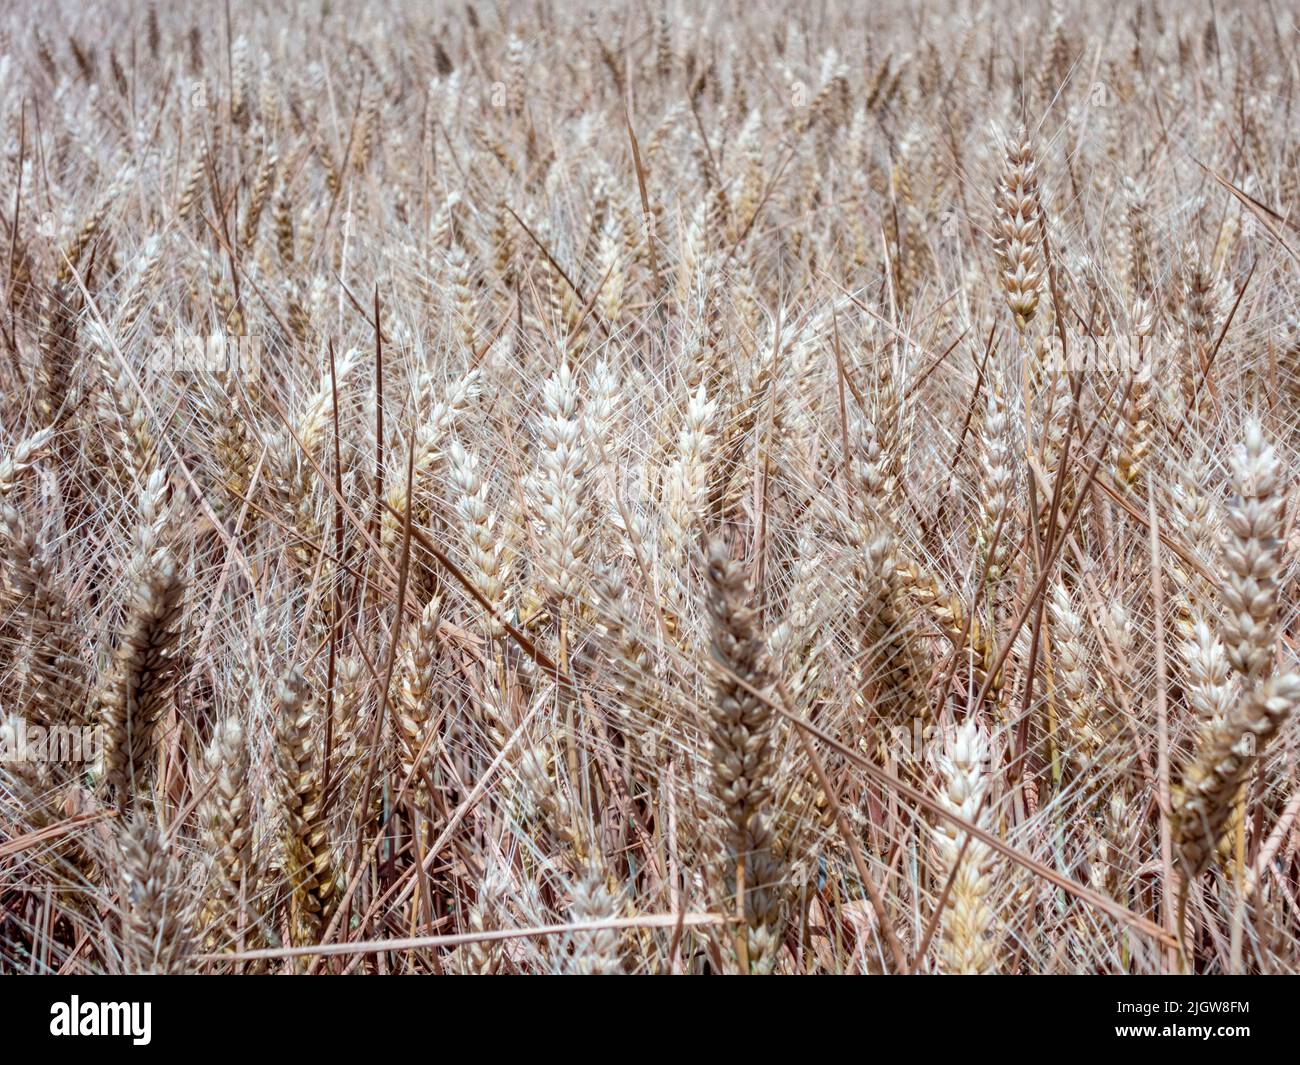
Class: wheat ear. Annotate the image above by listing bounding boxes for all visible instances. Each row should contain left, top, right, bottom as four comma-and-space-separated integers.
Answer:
199, 717, 254, 952
564, 873, 625, 975
932, 720, 998, 974
0, 429, 85, 728
117, 813, 193, 974
1174, 675, 1300, 878
1175, 421, 1298, 877
703, 537, 785, 973
1218, 420, 1287, 681
274, 669, 336, 957
993, 127, 1045, 330
396, 597, 443, 810
98, 472, 185, 810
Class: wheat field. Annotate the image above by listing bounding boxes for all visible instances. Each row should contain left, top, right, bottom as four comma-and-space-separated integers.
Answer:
1, 0, 1298, 976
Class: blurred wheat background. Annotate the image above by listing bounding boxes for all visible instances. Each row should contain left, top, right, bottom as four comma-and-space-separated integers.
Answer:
1, 0, 1299, 974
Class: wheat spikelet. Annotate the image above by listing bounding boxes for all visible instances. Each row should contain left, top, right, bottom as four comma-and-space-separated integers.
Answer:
98, 555, 185, 808
273, 179, 295, 263
516, 717, 589, 861
55, 181, 120, 283
117, 236, 165, 335
332, 654, 381, 835
267, 349, 358, 566
176, 147, 206, 221
595, 568, 670, 765
1113, 304, 1156, 491
1178, 245, 1218, 423
897, 560, 998, 698
447, 243, 478, 352
461, 869, 507, 975
240, 145, 277, 250
849, 413, 928, 735
0, 428, 54, 500
595, 219, 626, 324
1181, 618, 1233, 718
199, 369, 257, 520
1121, 178, 1154, 301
